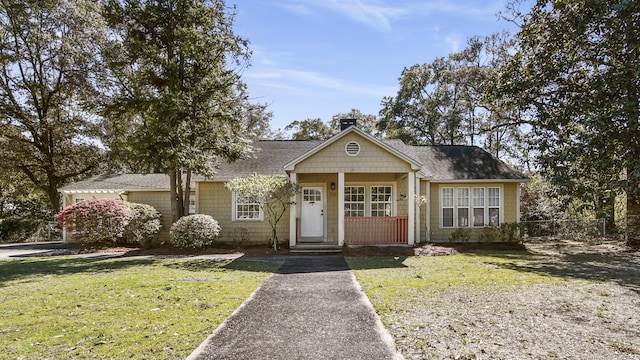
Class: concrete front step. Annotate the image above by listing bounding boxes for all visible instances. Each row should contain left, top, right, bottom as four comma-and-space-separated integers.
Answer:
290, 243, 343, 254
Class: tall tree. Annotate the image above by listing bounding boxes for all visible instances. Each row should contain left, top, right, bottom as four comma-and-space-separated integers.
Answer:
329, 109, 379, 135
102, 0, 253, 222
243, 102, 273, 140
283, 118, 336, 140
379, 57, 467, 145
379, 34, 524, 152
0, 0, 106, 212
497, 0, 639, 243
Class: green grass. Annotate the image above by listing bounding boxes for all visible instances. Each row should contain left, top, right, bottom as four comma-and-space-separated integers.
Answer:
347, 251, 562, 316
0, 256, 279, 359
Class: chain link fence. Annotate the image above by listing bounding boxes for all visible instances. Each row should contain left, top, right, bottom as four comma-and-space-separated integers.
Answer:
520, 219, 606, 240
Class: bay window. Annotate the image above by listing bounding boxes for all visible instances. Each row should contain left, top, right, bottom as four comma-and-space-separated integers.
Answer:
441, 186, 501, 228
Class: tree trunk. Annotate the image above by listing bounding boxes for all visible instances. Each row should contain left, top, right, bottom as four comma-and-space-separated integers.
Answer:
183, 170, 192, 216
169, 170, 180, 223
47, 181, 62, 213
626, 193, 640, 248
271, 224, 278, 252
176, 169, 184, 219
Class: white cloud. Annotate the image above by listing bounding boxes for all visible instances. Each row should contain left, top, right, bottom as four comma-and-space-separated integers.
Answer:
277, 0, 508, 32
278, 0, 407, 32
245, 67, 395, 98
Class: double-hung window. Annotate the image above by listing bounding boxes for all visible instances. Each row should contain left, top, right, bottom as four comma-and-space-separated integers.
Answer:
370, 186, 392, 216
457, 188, 470, 227
472, 188, 485, 227
234, 193, 262, 220
441, 188, 454, 227
488, 187, 500, 226
344, 186, 365, 217
441, 186, 501, 228
344, 185, 394, 217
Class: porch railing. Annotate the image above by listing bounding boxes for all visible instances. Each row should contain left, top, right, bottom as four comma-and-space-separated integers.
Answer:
344, 216, 408, 245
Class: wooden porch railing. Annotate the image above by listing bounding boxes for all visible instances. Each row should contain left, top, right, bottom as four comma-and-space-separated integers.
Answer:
344, 216, 408, 245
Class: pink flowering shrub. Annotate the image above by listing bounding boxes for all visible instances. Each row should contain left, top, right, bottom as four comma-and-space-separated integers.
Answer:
169, 214, 221, 249
57, 199, 129, 244
58, 199, 163, 246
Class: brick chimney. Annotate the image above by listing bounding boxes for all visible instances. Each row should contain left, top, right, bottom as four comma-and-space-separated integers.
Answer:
340, 118, 357, 131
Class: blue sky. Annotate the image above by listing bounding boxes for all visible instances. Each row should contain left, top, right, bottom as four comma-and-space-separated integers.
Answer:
232, 1, 532, 131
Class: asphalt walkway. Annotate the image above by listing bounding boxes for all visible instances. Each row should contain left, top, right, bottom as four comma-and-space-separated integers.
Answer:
187, 256, 403, 360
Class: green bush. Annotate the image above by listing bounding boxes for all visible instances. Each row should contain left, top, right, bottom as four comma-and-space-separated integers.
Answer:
123, 202, 162, 248
169, 214, 221, 249
479, 223, 523, 244
449, 227, 472, 242
0, 199, 57, 243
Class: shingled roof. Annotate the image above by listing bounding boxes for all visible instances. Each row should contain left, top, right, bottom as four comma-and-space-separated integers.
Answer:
210, 140, 321, 180
58, 173, 190, 192
59, 136, 526, 192
383, 140, 527, 181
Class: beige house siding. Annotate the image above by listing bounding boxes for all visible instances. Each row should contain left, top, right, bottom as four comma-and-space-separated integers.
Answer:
295, 133, 412, 174
127, 191, 172, 243
197, 182, 291, 246
429, 182, 520, 242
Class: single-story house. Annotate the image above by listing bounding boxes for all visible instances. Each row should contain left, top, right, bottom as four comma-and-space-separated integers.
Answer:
59, 124, 528, 247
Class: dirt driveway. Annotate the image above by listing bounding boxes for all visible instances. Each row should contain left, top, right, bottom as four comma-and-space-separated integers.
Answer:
385, 240, 640, 359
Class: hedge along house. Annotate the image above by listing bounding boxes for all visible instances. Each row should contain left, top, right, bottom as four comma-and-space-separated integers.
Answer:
59, 123, 528, 247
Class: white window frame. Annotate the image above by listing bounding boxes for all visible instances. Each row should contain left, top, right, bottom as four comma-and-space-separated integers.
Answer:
472, 187, 485, 227
440, 186, 502, 228
232, 192, 263, 221
370, 185, 393, 217
343, 184, 396, 217
441, 187, 454, 227
457, 187, 470, 227
344, 186, 366, 217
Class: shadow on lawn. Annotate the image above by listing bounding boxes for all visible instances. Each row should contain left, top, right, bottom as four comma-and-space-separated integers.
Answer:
0, 257, 156, 287
345, 256, 409, 270
474, 250, 640, 295
168, 255, 410, 274
163, 257, 280, 273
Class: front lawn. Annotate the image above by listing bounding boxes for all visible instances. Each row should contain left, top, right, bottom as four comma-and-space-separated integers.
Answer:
348, 249, 640, 359
0, 256, 279, 359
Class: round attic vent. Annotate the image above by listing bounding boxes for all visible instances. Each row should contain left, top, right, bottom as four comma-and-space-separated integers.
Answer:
345, 141, 360, 156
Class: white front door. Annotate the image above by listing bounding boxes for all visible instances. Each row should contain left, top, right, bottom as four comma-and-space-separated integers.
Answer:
301, 187, 324, 238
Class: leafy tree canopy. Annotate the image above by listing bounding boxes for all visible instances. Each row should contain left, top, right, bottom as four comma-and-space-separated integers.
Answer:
497, 0, 639, 242
284, 118, 336, 140
102, 0, 254, 221
329, 109, 380, 136
0, 0, 106, 212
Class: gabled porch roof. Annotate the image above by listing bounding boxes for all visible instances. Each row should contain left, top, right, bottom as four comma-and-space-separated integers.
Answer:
283, 126, 423, 173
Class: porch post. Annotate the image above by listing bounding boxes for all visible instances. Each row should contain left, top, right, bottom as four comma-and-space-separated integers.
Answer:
408, 171, 415, 245
338, 172, 345, 246
289, 172, 297, 248
415, 175, 421, 244
426, 181, 431, 242
516, 185, 521, 223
